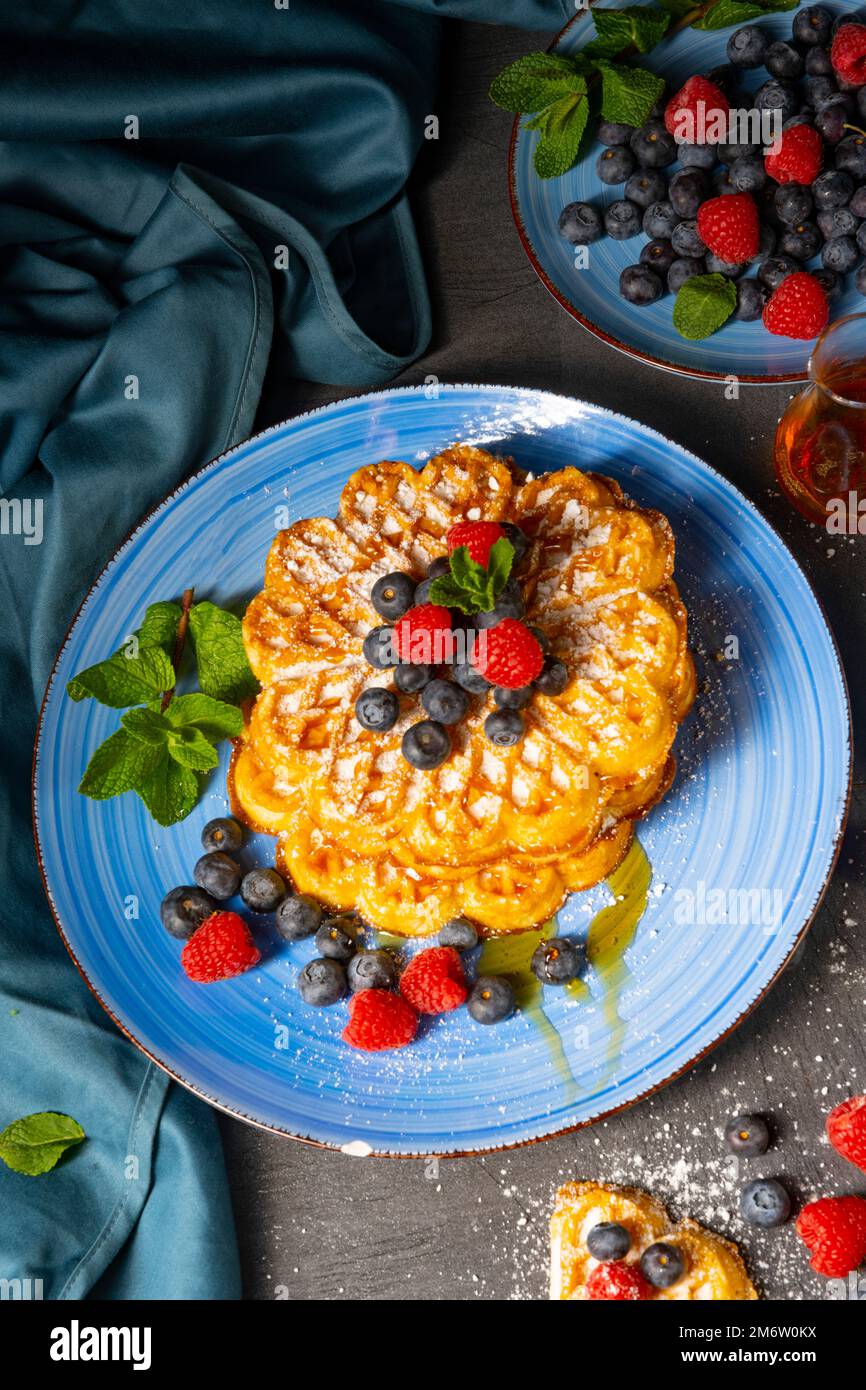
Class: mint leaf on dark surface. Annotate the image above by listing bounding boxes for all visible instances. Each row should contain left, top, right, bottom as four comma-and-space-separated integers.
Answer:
532, 90, 590, 179
673, 273, 738, 339
0, 1112, 85, 1176
693, 0, 764, 28
587, 6, 671, 56
489, 52, 589, 113
66, 644, 175, 708
136, 752, 200, 827
188, 601, 258, 704
594, 60, 666, 127
78, 728, 163, 800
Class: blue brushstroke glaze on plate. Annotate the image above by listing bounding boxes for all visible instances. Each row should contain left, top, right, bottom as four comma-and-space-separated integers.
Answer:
34, 386, 850, 1153
510, 1, 866, 381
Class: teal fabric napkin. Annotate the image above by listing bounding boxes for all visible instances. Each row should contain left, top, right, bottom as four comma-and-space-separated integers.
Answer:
0, 0, 570, 1299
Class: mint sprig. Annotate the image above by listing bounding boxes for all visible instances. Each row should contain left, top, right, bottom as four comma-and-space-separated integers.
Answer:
189, 601, 259, 704
672, 273, 738, 340
0, 1112, 85, 1176
429, 537, 514, 615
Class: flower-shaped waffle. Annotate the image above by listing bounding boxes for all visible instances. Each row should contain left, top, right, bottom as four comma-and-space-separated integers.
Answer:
550, 1183, 758, 1300
234, 445, 695, 936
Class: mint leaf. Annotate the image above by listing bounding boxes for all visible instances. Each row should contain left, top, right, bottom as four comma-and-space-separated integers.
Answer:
136, 601, 183, 654
188, 601, 258, 704
0, 1112, 85, 1176
693, 0, 764, 28
136, 751, 199, 827
532, 90, 590, 179
428, 576, 476, 614
66, 645, 175, 708
78, 728, 163, 800
673, 273, 738, 340
167, 727, 220, 773
758, 0, 798, 11
594, 60, 666, 127
486, 538, 515, 593
161, 692, 244, 741
121, 707, 173, 747
587, 7, 671, 56
429, 539, 515, 614
489, 52, 589, 113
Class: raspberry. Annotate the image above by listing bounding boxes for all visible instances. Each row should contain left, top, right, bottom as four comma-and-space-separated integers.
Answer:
586, 1262, 651, 1300
765, 124, 823, 185
831, 22, 866, 87
664, 76, 730, 140
795, 1196, 866, 1277
827, 1095, 866, 1172
471, 617, 544, 690
342, 989, 418, 1051
762, 272, 829, 339
181, 911, 260, 983
393, 602, 452, 664
696, 193, 760, 263
447, 521, 505, 567
400, 946, 467, 1014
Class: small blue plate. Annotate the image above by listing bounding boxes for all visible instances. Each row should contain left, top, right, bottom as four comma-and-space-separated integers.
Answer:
34, 386, 851, 1154
510, 0, 866, 382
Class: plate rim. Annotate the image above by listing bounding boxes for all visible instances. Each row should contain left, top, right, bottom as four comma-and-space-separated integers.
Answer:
32, 382, 853, 1157
507, 4, 815, 386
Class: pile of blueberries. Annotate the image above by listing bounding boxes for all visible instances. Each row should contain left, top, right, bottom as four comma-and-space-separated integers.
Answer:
358, 523, 568, 769
558, 6, 866, 315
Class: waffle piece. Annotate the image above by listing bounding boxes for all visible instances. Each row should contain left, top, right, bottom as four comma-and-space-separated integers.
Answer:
236, 445, 695, 936
550, 1182, 758, 1301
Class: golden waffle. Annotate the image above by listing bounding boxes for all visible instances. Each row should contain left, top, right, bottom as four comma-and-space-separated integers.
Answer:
234, 445, 695, 936
550, 1183, 758, 1301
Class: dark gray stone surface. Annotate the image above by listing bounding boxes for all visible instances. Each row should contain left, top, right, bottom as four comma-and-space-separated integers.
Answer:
219, 19, 865, 1301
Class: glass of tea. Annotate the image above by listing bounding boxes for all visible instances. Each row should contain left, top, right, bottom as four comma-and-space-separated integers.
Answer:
774, 313, 866, 527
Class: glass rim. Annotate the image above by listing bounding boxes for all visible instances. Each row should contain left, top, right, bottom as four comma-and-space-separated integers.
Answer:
808, 313, 866, 410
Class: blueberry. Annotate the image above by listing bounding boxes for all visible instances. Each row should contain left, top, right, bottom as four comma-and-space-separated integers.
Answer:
274, 893, 323, 941
619, 263, 663, 305
780, 221, 822, 261
735, 278, 767, 321
860, 222, 866, 256
641, 1242, 686, 1289
857, 262, 866, 295
823, 234, 859, 272
740, 1178, 791, 1228
642, 200, 680, 239
754, 80, 799, 124
805, 75, 837, 109
531, 936, 583, 985
427, 555, 450, 579
731, 155, 767, 194
815, 101, 849, 145
784, 110, 816, 132
597, 146, 636, 184
201, 817, 243, 854
160, 885, 217, 940
765, 41, 803, 81
355, 686, 400, 732
705, 254, 747, 278
793, 6, 832, 47
494, 684, 533, 711
194, 851, 241, 900
598, 120, 635, 146
848, 185, 866, 217
604, 199, 642, 240
439, 917, 479, 951
718, 140, 760, 164
669, 169, 708, 218
671, 220, 706, 258
814, 266, 842, 300
363, 624, 395, 669
630, 121, 677, 168
804, 44, 833, 76
402, 719, 450, 769
818, 206, 859, 238
453, 662, 489, 694
859, 87, 866, 123
668, 257, 706, 293
707, 63, 739, 98
240, 867, 286, 913
726, 25, 768, 68
712, 166, 737, 196
395, 661, 433, 694
759, 254, 798, 290
756, 222, 778, 261
298, 957, 347, 1006
587, 1222, 631, 1261
500, 522, 529, 562
679, 142, 717, 170
534, 656, 569, 695
836, 135, 866, 181
526, 626, 551, 656
484, 709, 524, 747
413, 577, 435, 604
624, 169, 668, 209
558, 201, 603, 246
315, 915, 361, 961
421, 678, 468, 725
724, 1113, 771, 1156
467, 976, 515, 1024
775, 183, 813, 226
474, 579, 525, 627
347, 949, 397, 992
371, 571, 415, 621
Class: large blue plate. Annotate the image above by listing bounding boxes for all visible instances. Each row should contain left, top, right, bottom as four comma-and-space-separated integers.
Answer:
510, 0, 866, 382
34, 386, 850, 1154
